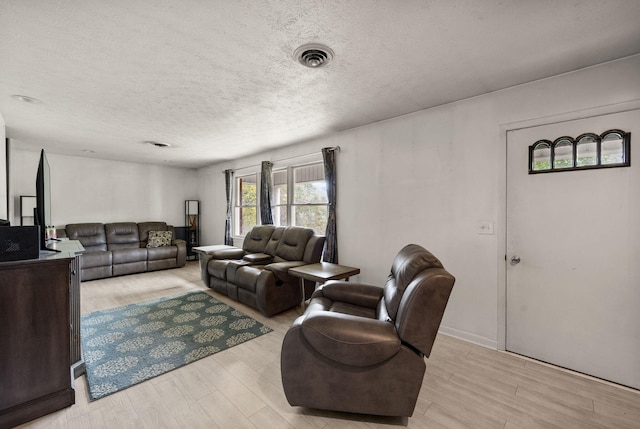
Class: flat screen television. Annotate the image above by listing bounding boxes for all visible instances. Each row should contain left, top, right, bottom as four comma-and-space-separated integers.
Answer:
35, 149, 55, 251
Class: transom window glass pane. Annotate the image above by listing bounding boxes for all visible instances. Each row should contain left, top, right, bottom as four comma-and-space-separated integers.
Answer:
601, 132, 625, 165
532, 141, 551, 171
576, 135, 598, 167
553, 139, 574, 169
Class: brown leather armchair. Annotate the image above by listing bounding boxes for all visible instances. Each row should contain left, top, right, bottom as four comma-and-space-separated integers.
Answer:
280, 244, 455, 417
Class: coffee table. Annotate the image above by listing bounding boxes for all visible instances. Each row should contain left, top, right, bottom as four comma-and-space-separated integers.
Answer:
289, 262, 361, 310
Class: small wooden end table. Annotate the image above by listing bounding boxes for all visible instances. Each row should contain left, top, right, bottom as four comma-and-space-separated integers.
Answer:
289, 262, 361, 310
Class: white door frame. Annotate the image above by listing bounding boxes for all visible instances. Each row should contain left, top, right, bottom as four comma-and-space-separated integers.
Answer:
496, 99, 640, 351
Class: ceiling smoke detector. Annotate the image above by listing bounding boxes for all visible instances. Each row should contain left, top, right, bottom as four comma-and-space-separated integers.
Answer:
294, 43, 334, 68
145, 140, 171, 148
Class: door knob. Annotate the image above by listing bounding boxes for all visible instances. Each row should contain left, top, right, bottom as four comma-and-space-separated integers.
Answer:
510, 255, 521, 265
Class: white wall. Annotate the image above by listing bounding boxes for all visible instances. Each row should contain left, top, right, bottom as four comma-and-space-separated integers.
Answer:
10, 150, 198, 228
197, 54, 640, 348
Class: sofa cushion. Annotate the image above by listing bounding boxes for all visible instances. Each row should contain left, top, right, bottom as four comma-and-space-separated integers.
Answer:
106, 222, 140, 250
138, 222, 168, 245
264, 227, 285, 255
112, 247, 147, 264
81, 250, 112, 268
209, 259, 233, 280
147, 245, 178, 260
65, 223, 107, 252
243, 225, 275, 253
147, 230, 173, 248
234, 266, 262, 294
273, 227, 313, 262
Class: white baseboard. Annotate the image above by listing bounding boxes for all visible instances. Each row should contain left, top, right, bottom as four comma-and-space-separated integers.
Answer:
438, 325, 497, 350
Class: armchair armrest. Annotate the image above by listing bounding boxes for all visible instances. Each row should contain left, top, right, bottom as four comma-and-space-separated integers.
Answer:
209, 247, 245, 260
264, 261, 307, 282
243, 252, 273, 264
300, 311, 400, 367
312, 281, 383, 309
264, 260, 307, 272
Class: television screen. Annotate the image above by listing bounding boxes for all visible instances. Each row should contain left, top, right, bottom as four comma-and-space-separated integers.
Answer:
35, 149, 52, 250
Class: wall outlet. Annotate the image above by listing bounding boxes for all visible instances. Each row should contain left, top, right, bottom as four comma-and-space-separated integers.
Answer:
477, 220, 494, 235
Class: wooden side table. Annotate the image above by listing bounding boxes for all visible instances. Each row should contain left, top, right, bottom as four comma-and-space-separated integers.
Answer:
289, 262, 361, 309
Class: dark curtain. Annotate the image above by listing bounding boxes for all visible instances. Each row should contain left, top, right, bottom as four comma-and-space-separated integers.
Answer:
224, 169, 234, 245
322, 147, 338, 263
260, 161, 274, 225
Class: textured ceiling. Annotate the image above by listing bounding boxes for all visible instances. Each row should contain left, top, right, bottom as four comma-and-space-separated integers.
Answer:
1, 1, 639, 168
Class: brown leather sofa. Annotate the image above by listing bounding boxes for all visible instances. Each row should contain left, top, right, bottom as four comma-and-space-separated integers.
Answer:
202, 225, 325, 316
62, 221, 187, 281
280, 244, 455, 417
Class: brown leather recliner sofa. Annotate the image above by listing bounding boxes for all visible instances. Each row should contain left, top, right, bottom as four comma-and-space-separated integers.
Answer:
280, 244, 455, 417
201, 225, 325, 316
62, 221, 187, 281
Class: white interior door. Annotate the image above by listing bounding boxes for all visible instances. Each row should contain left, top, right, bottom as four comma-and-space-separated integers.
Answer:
506, 109, 640, 390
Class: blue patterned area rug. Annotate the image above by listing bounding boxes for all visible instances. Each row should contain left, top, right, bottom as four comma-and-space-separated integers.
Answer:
81, 291, 272, 400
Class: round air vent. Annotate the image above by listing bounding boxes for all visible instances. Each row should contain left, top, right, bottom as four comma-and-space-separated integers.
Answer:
294, 43, 334, 68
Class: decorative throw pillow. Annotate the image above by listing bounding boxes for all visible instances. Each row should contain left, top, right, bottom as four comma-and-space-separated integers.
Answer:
147, 230, 173, 248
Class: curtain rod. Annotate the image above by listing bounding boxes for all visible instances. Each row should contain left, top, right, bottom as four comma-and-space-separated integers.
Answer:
222, 146, 340, 173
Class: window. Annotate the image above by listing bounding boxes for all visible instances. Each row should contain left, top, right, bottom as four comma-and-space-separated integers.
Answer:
601, 130, 626, 165
529, 129, 630, 174
234, 174, 257, 235
576, 134, 598, 167
531, 141, 551, 171
232, 161, 328, 237
272, 169, 288, 227
552, 138, 574, 169
292, 163, 328, 234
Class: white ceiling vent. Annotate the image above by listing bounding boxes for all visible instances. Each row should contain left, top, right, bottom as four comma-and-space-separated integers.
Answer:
294, 44, 334, 68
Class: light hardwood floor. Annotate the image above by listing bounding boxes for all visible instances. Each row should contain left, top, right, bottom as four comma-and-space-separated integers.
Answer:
17, 262, 640, 429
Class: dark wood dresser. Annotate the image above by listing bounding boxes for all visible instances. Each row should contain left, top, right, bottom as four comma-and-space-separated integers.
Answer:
0, 240, 84, 428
